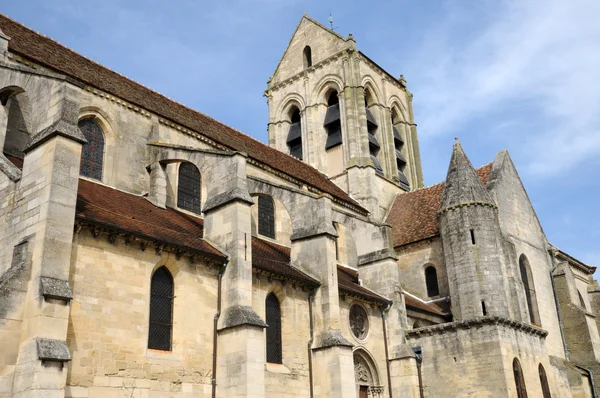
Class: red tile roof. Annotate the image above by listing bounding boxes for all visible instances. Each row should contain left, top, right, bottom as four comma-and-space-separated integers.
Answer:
76, 179, 225, 260
3, 153, 23, 170
403, 294, 451, 319
386, 164, 492, 248
252, 237, 320, 287
337, 265, 390, 305
0, 14, 364, 213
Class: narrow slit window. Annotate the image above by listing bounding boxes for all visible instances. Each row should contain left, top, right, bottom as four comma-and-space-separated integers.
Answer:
266, 293, 282, 364
539, 364, 551, 398
470, 229, 476, 245
519, 254, 540, 325
482, 301, 487, 316
78, 118, 105, 181
425, 266, 439, 297
148, 267, 174, 351
303, 46, 312, 68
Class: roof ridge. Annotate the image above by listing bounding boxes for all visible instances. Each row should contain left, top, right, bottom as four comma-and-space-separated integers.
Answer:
408, 162, 494, 193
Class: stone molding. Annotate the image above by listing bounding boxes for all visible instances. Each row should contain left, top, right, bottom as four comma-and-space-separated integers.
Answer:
36, 338, 71, 362
0, 152, 21, 182
290, 223, 338, 242
40, 277, 73, 301
24, 119, 86, 153
312, 329, 353, 350
218, 305, 267, 331
357, 249, 398, 267
405, 316, 548, 339
202, 187, 254, 214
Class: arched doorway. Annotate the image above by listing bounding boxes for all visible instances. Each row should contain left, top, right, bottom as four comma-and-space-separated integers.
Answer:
354, 349, 384, 398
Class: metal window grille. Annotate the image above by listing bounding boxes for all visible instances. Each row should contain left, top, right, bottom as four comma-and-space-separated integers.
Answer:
148, 267, 174, 351
425, 266, 439, 297
349, 305, 369, 340
258, 195, 275, 239
266, 294, 282, 364
513, 358, 528, 398
539, 364, 551, 398
177, 162, 201, 214
78, 119, 104, 180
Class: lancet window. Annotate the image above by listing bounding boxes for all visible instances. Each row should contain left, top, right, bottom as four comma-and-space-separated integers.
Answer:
177, 162, 201, 214
78, 118, 105, 180
148, 267, 174, 351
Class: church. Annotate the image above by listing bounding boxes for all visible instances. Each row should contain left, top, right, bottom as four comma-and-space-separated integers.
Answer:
0, 13, 598, 398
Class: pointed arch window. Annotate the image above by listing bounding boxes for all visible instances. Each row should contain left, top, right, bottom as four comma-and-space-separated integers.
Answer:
303, 46, 312, 68
364, 96, 383, 175
266, 293, 282, 364
78, 118, 105, 180
287, 108, 303, 160
519, 255, 540, 325
148, 267, 174, 351
513, 358, 528, 398
539, 364, 551, 398
258, 195, 275, 239
177, 162, 201, 214
324, 91, 342, 149
391, 112, 409, 187
425, 266, 440, 297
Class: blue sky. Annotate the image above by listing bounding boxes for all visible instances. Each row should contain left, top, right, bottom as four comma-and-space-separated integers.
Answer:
3, 0, 599, 267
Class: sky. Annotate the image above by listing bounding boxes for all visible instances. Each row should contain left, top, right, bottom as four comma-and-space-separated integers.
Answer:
2, 0, 599, 268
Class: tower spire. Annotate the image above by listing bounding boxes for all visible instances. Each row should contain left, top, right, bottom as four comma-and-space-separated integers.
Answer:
439, 140, 495, 213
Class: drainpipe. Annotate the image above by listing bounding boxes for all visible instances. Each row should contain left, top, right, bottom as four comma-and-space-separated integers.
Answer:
381, 304, 393, 398
413, 346, 424, 398
212, 258, 229, 398
307, 288, 317, 398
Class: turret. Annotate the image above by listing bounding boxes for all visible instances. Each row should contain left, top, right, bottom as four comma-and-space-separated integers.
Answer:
438, 140, 510, 321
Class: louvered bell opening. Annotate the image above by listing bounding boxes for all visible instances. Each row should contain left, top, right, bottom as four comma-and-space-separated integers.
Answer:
324, 103, 341, 126
368, 134, 380, 150
289, 138, 303, 160
398, 170, 410, 187
371, 154, 384, 175
287, 122, 301, 143
393, 126, 403, 143
365, 108, 378, 127
325, 123, 342, 150
395, 149, 407, 164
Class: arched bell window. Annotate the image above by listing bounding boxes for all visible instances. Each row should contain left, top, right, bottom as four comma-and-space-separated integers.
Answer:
287, 107, 303, 160
148, 266, 174, 351
177, 162, 201, 214
78, 118, 105, 180
258, 195, 275, 239
303, 45, 312, 68
519, 254, 540, 325
539, 364, 551, 398
391, 110, 409, 187
425, 266, 440, 297
324, 91, 342, 150
364, 94, 382, 175
266, 293, 282, 364
513, 358, 528, 398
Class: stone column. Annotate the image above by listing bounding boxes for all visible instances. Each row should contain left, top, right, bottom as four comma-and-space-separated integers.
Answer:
291, 196, 355, 398
203, 153, 266, 398
11, 86, 86, 398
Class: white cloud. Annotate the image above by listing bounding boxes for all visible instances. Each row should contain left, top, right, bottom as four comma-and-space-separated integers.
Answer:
404, 0, 600, 177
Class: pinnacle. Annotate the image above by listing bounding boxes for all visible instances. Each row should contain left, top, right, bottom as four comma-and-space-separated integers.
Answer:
439, 140, 495, 213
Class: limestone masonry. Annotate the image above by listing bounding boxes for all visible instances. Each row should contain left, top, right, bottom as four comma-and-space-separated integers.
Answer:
0, 13, 597, 398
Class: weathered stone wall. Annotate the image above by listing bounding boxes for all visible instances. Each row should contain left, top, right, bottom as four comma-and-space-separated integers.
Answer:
65, 231, 219, 398
395, 238, 449, 299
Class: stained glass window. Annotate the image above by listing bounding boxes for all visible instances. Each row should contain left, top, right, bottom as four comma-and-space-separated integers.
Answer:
266, 293, 282, 364
78, 118, 104, 180
350, 304, 369, 340
148, 267, 174, 351
258, 195, 275, 239
177, 162, 201, 214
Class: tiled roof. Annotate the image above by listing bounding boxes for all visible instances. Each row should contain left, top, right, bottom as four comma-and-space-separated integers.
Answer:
403, 294, 451, 319
386, 164, 492, 248
337, 265, 390, 305
251, 237, 320, 287
0, 14, 364, 213
76, 179, 226, 260
3, 153, 23, 170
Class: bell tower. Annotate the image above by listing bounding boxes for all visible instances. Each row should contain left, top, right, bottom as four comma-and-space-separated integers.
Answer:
265, 15, 424, 218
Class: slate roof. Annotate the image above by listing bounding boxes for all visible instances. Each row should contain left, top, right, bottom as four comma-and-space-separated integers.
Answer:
386, 164, 493, 248
403, 294, 451, 319
251, 237, 320, 287
337, 265, 391, 305
0, 14, 365, 213
76, 179, 226, 260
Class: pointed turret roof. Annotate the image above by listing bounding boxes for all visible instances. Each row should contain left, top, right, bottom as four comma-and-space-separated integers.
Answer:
438, 140, 495, 213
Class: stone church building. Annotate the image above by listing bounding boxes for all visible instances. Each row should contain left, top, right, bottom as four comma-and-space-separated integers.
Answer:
0, 12, 598, 398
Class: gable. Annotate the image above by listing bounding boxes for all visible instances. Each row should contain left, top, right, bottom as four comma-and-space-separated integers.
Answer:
270, 15, 351, 85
